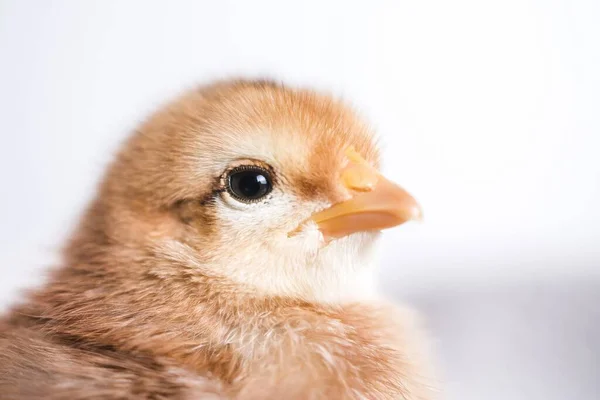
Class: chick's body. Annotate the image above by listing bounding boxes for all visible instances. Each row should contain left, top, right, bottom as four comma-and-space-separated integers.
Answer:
0, 81, 434, 399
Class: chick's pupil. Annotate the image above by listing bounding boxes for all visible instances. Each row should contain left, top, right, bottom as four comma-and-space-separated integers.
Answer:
229, 168, 272, 201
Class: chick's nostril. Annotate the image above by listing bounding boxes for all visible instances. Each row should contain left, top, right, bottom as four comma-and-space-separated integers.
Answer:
341, 164, 378, 192
340, 146, 379, 192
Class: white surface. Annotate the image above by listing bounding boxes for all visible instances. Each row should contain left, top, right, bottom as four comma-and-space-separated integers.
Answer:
0, 1, 598, 399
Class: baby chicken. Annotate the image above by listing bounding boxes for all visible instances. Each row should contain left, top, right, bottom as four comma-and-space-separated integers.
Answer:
0, 80, 434, 399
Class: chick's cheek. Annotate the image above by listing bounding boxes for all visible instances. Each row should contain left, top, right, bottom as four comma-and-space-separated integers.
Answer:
285, 201, 331, 242
286, 221, 324, 249
215, 189, 303, 241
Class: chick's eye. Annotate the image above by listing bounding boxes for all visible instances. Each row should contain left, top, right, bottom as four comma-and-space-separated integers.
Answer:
227, 167, 273, 202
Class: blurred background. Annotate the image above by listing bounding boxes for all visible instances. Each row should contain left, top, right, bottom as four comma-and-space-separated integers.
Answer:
0, 1, 598, 399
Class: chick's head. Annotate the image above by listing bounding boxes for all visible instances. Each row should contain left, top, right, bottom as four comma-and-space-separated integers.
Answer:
98, 81, 420, 302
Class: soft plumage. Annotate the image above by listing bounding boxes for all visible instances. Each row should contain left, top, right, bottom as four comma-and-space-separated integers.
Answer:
0, 80, 435, 399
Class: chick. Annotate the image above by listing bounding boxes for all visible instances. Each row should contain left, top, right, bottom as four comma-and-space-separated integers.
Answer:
0, 80, 435, 399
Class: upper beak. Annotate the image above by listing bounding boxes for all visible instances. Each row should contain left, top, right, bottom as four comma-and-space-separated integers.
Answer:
309, 147, 422, 240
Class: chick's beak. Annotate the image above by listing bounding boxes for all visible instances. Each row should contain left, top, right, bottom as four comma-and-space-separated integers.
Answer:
310, 147, 422, 239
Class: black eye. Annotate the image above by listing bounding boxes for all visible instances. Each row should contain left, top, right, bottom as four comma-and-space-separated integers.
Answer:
226, 166, 273, 202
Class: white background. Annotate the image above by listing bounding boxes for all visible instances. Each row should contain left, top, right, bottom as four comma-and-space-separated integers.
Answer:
1, 1, 598, 399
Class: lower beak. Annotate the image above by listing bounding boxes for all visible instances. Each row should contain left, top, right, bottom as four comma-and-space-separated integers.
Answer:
310, 148, 422, 239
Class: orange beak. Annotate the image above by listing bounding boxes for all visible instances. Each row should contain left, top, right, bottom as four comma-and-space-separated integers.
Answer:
309, 147, 422, 240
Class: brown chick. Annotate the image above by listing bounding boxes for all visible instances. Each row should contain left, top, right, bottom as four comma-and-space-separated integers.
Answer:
0, 80, 435, 399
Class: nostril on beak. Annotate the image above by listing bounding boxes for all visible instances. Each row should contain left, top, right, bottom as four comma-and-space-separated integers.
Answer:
340, 146, 379, 193
341, 163, 378, 192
